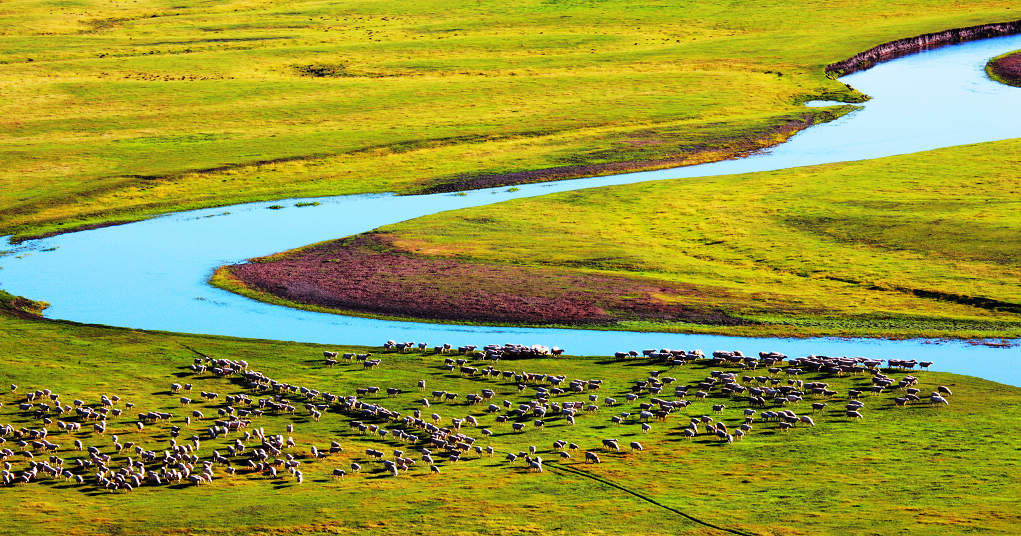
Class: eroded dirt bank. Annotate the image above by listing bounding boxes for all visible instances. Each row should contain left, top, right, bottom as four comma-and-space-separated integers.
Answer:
223, 234, 755, 326
827, 19, 1021, 75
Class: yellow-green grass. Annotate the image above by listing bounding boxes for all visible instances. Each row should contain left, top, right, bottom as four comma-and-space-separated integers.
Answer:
0, 302, 1019, 535
223, 139, 1021, 339
1, 0, 1018, 239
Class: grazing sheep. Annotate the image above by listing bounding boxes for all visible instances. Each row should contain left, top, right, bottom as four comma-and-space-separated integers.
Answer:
930, 394, 949, 406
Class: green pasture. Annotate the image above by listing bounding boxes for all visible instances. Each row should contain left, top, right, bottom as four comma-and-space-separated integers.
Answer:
0, 302, 1018, 535
0, 0, 1017, 239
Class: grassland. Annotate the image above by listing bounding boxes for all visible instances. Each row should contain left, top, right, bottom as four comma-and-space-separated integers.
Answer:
0, 300, 1019, 536
987, 50, 1021, 86
1, 0, 1019, 240
218, 139, 1021, 339
2, 2, 1020, 534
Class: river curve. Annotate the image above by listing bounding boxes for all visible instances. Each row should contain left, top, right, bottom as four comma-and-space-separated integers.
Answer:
1, 34, 1020, 384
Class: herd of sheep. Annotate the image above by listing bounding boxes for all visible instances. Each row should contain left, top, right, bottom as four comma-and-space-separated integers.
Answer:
0, 340, 952, 493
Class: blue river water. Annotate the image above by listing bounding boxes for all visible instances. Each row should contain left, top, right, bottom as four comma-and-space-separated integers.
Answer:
1, 34, 1020, 384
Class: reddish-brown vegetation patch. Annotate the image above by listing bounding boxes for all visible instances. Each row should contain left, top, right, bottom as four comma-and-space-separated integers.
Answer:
226, 235, 753, 326
989, 52, 1021, 86
0, 291, 47, 319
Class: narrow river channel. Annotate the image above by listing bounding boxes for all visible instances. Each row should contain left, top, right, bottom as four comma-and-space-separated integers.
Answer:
2, 34, 1020, 384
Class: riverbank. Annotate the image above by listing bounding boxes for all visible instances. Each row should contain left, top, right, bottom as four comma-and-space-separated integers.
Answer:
414, 112, 846, 194
826, 19, 1021, 75
5, 110, 852, 243
987, 50, 1021, 86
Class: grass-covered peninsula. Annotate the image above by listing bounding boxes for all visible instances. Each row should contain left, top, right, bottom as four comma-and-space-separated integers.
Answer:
219, 139, 1021, 340
987, 50, 1021, 86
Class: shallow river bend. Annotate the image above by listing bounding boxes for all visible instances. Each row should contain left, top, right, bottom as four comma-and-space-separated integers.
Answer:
2, 35, 1020, 384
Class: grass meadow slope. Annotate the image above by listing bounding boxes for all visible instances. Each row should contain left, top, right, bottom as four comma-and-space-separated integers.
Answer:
0, 0, 1018, 239
0, 304, 1019, 536
220, 139, 1021, 339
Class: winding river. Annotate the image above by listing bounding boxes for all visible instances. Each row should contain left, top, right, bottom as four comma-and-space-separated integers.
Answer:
2, 35, 1020, 384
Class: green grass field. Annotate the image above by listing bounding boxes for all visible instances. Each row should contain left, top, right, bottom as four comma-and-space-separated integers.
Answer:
1, 0, 1018, 240
0, 301, 1019, 536
221, 139, 1021, 339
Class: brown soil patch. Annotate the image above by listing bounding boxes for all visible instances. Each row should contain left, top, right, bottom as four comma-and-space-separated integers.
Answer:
989, 52, 1021, 86
226, 234, 753, 326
